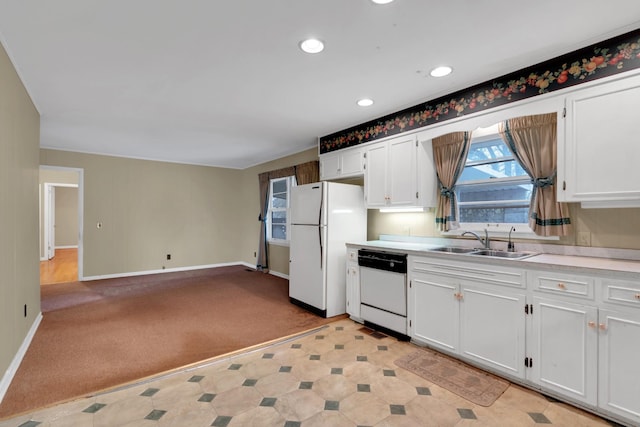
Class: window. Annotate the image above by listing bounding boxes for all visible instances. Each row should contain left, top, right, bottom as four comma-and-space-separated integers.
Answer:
267, 176, 296, 244
456, 131, 532, 228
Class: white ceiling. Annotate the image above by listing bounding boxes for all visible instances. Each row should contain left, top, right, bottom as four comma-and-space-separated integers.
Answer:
1, 1, 639, 169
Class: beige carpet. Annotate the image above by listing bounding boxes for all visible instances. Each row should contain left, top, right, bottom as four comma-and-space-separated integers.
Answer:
0, 266, 342, 419
395, 347, 510, 406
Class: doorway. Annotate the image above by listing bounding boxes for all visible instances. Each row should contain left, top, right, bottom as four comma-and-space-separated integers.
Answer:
40, 166, 84, 284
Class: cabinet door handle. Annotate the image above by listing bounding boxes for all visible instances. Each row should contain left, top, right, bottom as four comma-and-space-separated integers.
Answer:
588, 321, 596, 328
635, 293, 640, 300
599, 323, 607, 331
454, 292, 463, 300
557, 283, 566, 289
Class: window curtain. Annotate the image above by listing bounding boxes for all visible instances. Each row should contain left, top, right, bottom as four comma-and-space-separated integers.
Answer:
294, 160, 319, 185
499, 113, 572, 236
268, 166, 296, 180
255, 161, 317, 272
257, 172, 271, 271
433, 131, 471, 232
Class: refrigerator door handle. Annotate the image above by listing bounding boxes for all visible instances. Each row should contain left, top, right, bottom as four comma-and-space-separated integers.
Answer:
318, 187, 323, 226
318, 226, 323, 269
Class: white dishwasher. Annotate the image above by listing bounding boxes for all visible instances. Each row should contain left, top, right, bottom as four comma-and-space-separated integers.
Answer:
358, 249, 409, 339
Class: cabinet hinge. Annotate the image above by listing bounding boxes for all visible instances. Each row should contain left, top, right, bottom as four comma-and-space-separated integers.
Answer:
409, 320, 412, 327
524, 357, 533, 368
409, 280, 412, 288
562, 107, 566, 118
416, 192, 419, 199
562, 180, 566, 191
416, 141, 418, 147
363, 152, 367, 159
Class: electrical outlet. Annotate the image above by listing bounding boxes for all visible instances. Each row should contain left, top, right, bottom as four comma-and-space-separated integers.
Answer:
577, 231, 591, 247
24, 304, 27, 318
166, 254, 171, 260
253, 252, 257, 258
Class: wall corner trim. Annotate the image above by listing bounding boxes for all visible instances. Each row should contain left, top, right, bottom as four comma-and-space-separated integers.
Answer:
0, 312, 43, 405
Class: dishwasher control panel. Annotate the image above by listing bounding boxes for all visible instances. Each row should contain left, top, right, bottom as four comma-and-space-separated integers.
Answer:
357, 249, 407, 273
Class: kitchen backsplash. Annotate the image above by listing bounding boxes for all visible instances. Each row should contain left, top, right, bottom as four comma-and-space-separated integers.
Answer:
367, 204, 640, 251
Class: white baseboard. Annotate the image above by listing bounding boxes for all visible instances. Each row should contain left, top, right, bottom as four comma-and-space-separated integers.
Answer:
55, 245, 78, 249
82, 261, 257, 281
269, 270, 289, 280
0, 312, 43, 405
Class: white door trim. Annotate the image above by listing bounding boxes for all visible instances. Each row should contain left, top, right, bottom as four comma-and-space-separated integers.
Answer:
40, 165, 85, 281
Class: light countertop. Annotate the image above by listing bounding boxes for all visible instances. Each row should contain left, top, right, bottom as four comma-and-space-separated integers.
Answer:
347, 237, 640, 276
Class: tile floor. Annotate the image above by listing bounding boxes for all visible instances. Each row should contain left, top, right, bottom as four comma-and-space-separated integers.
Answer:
0, 319, 617, 427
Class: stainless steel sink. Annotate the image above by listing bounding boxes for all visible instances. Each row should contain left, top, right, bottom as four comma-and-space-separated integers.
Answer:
470, 249, 537, 259
429, 246, 479, 254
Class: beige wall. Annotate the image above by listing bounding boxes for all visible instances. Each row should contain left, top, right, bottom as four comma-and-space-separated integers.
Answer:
39, 168, 79, 185
0, 42, 40, 384
237, 147, 319, 276
37, 146, 318, 279
40, 149, 245, 278
570, 204, 640, 249
55, 186, 79, 248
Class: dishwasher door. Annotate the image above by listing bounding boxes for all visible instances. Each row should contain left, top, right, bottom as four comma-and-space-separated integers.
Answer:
359, 266, 407, 316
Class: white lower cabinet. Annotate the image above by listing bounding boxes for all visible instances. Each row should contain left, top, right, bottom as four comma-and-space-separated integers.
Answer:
459, 284, 526, 379
346, 263, 360, 319
409, 256, 526, 380
598, 308, 640, 423
409, 272, 459, 353
408, 255, 640, 426
530, 297, 598, 406
345, 247, 361, 320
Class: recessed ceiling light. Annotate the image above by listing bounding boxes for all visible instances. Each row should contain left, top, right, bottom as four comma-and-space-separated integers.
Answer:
357, 98, 374, 107
430, 66, 453, 77
299, 38, 324, 54
371, 0, 395, 4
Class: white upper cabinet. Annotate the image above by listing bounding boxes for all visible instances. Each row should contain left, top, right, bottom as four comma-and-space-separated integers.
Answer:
319, 146, 365, 181
559, 72, 640, 207
364, 134, 437, 208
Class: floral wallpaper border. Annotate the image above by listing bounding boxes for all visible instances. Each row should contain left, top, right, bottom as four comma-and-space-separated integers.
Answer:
319, 28, 640, 154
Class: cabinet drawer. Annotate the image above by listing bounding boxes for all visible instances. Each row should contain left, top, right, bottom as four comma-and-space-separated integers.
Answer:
603, 279, 640, 308
410, 256, 525, 288
531, 272, 594, 300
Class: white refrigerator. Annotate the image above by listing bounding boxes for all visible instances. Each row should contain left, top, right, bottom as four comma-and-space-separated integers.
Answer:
289, 181, 366, 317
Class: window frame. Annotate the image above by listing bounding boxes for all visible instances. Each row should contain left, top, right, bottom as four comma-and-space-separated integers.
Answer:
448, 126, 537, 236
266, 176, 296, 246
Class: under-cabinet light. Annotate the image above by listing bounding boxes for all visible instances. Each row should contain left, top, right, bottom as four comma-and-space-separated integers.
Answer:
379, 207, 425, 213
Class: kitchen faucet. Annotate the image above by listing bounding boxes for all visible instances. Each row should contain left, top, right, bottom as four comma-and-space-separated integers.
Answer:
461, 229, 490, 248
507, 226, 516, 252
